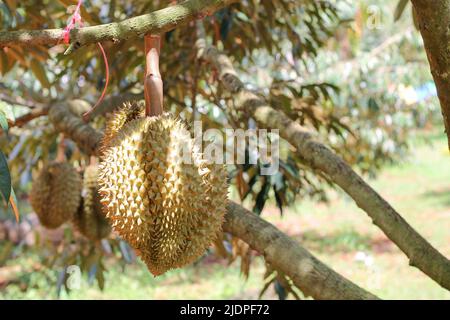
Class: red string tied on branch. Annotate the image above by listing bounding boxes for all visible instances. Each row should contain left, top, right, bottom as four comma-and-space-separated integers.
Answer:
60, 0, 109, 122
62, 0, 83, 44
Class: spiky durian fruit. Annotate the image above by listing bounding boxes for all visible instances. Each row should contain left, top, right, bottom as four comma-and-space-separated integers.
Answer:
73, 165, 111, 241
101, 100, 145, 154
30, 162, 82, 229
98, 109, 228, 275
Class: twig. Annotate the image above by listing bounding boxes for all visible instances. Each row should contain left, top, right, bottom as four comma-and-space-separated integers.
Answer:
9, 106, 49, 127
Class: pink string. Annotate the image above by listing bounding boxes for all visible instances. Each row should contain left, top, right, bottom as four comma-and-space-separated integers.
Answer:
60, 0, 110, 121
82, 42, 110, 121
62, 0, 84, 44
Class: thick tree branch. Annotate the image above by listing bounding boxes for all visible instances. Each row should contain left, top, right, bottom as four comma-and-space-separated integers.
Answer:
411, 0, 450, 148
224, 202, 378, 300
195, 35, 450, 290
48, 101, 103, 156
47, 100, 378, 300
0, 29, 63, 47
3, 92, 137, 127
0, 0, 237, 54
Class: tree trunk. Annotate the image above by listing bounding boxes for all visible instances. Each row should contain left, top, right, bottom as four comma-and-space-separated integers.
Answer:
411, 0, 450, 148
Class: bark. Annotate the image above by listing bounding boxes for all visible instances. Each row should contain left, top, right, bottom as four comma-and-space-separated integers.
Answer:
0, 29, 63, 47
224, 202, 378, 300
48, 101, 103, 157
0, 0, 238, 54
47, 100, 378, 300
195, 36, 450, 290
411, 0, 450, 148
10, 106, 49, 127
3, 92, 132, 126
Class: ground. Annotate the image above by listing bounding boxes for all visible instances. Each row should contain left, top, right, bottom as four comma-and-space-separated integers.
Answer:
1, 129, 449, 299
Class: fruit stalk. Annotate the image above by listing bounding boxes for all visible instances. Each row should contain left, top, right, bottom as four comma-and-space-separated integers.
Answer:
144, 34, 163, 116
55, 134, 66, 163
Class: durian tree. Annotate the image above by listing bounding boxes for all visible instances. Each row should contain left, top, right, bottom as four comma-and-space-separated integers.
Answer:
0, 0, 449, 299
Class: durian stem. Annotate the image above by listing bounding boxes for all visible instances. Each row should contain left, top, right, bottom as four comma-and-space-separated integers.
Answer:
89, 155, 98, 165
56, 134, 66, 163
144, 34, 163, 117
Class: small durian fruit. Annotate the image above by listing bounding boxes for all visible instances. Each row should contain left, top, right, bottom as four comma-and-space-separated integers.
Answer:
30, 162, 82, 229
101, 100, 145, 154
98, 109, 228, 275
73, 165, 111, 241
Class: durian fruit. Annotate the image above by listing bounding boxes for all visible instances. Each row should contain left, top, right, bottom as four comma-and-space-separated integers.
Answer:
30, 162, 82, 229
100, 100, 145, 154
73, 165, 111, 241
98, 107, 228, 275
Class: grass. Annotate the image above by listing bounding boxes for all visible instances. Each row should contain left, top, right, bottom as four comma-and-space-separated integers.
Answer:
1, 129, 449, 299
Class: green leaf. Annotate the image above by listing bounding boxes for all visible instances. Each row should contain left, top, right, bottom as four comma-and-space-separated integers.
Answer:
279, 160, 299, 179
274, 187, 284, 215
9, 187, 20, 221
242, 171, 258, 201
29, 59, 51, 88
274, 280, 287, 300
0, 111, 8, 134
0, 101, 15, 122
252, 180, 271, 215
0, 241, 14, 266
258, 272, 276, 299
0, 150, 11, 206
56, 268, 67, 298
368, 97, 380, 113
96, 265, 105, 290
235, 11, 250, 22
394, 0, 409, 22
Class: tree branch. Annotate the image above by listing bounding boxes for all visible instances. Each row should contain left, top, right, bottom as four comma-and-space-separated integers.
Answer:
195, 33, 450, 290
224, 202, 378, 300
411, 0, 450, 148
0, 0, 238, 54
0, 29, 63, 47
48, 101, 103, 156
46, 100, 378, 300
10, 106, 49, 127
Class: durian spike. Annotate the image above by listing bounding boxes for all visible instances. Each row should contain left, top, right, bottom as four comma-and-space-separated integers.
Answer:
144, 34, 163, 117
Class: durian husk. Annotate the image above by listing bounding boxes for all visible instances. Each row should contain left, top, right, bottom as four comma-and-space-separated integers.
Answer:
29, 162, 82, 229
98, 105, 228, 275
73, 165, 111, 241
100, 100, 145, 154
